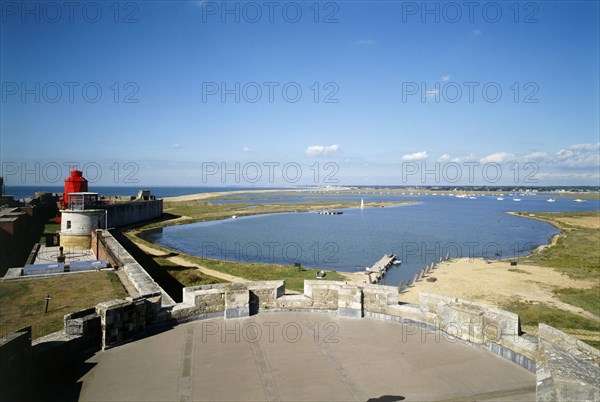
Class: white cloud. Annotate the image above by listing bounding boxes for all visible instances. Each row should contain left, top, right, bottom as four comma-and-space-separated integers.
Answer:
305, 144, 340, 157
242, 146, 253, 153
567, 143, 600, 152
171, 143, 182, 149
438, 153, 475, 163
524, 151, 548, 161
357, 39, 375, 45
479, 152, 515, 164
402, 151, 428, 161
441, 75, 450, 81
554, 142, 600, 168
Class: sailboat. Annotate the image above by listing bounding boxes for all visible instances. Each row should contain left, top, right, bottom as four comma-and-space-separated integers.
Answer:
360, 199, 364, 209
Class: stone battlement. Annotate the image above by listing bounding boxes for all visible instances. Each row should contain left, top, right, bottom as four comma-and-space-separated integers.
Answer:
2, 279, 598, 400
170, 281, 536, 372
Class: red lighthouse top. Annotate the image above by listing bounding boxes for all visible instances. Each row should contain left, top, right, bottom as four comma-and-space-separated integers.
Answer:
64, 169, 88, 206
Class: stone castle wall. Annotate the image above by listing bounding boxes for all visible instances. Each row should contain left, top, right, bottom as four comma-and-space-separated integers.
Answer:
2, 279, 597, 400
171, 280, 537, 371
104, 199, 163, 228
536, 323, 600, 401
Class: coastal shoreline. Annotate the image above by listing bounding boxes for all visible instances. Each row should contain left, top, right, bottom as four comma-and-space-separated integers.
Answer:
130, 193, 418, 284
132, 203, 554, 280
124, 198, 599, 345
397, 257, 599, 328
127, 230, 366, 285
398, 210, 599, 343
163, 189, 289, 202
133, 195, 576, 287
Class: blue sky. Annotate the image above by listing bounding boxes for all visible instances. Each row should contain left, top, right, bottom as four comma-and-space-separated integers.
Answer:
1, 0, 599, 186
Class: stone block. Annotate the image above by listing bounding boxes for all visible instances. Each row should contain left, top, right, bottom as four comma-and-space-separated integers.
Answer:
225, 287, 249, 319
96, 298, 147, 349
276, 294, 312, 309
537, 326, 600, 401
337, 285, 363, 318
362, 284, 397, 314
245, 280, 284, 309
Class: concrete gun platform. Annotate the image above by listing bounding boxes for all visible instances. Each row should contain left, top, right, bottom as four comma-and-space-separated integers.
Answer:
78, 312, 535, 401
35, 246, 96, 264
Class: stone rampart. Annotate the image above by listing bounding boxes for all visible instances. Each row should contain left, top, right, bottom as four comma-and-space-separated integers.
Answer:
536, 323, 599, 401
104, 199, 163, 228
2, 279, 597, 400
168, 281, 537, 372
94, 230, 175, 308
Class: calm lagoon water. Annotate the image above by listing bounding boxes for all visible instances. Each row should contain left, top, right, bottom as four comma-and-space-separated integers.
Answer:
142, 195, 599, 285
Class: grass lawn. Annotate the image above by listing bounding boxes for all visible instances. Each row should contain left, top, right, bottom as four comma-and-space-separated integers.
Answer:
39, 221, 61, 243
503, 300, 600, 349
180, 254, 347, 293
514, 211, 600, 348
503, 300, 599, 332
153, 257, 227, 287
0, 272, 127, 339
123, 229, 349, 295
521, 211, 600, 280
554, 287, 600, 317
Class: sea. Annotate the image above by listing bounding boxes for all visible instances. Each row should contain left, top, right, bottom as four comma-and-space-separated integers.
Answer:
139, 193, 600, 286
3, 186, 286, 200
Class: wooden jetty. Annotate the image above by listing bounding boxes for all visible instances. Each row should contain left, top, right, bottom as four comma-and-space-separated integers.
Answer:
366, 254, 399, 284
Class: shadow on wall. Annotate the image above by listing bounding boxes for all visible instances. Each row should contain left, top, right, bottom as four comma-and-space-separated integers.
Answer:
111, 231, 185, 302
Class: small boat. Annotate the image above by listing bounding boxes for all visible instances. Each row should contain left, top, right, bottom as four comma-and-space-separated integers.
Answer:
468, 196, 477, 200
574, 199, 585, 203
231, 215, 237, 219
513, 198, 522, 202
547, 198, 556, 203
392, 260, 402, 265
360, 199, 364, 209
497, 197, 504, 201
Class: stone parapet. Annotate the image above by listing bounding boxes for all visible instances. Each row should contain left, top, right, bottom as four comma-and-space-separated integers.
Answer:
98, 231, 175, 308
3, 279, 597, 400
536, 324, 599, 401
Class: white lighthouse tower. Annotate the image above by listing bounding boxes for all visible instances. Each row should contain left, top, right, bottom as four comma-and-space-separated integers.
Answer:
60, 192, 105, 249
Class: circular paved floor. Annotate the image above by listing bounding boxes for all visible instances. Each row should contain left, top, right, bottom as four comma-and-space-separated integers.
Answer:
78, 313, 535, 401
